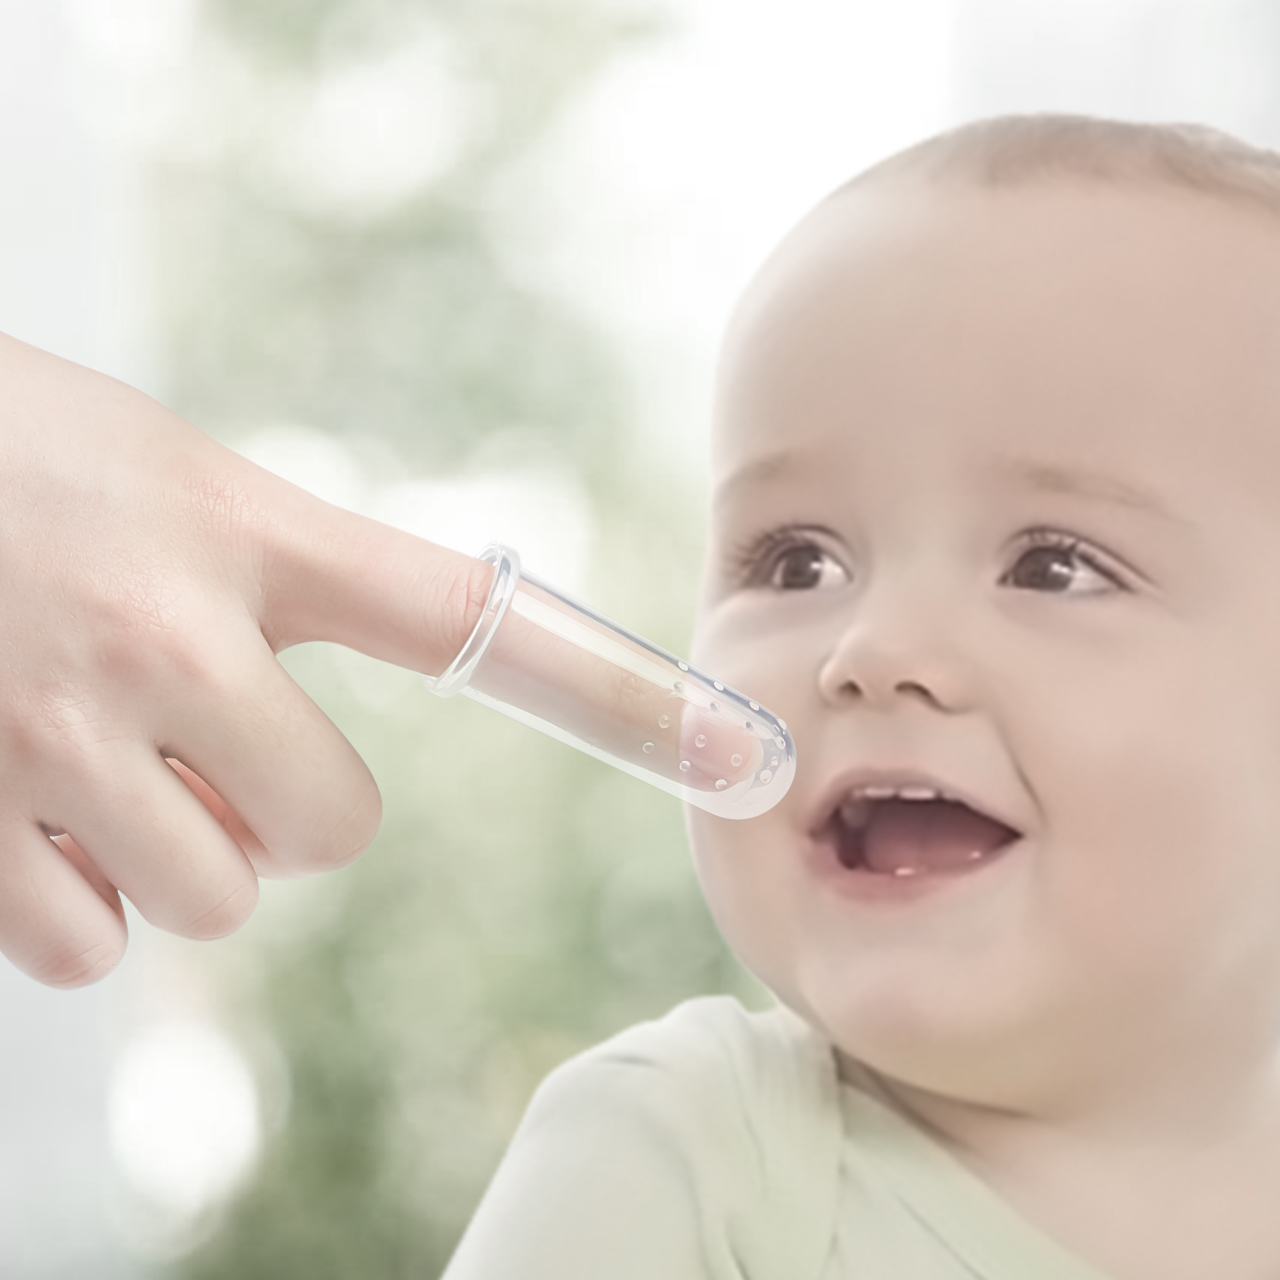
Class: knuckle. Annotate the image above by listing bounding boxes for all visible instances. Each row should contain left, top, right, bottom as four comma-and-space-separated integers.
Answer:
90, 565, 185, 643
181, 874, 259, 941
153, 628, 244, 699
29, 935, 125, 989
608, 670, 648, 721
436, 554, 497, 660
460, 556, 497, 631
34, 547, 188, 666
248, 773, 382, 875
12, 685, 124, 774
179, 466, 274, 549
303, 777, 383, 870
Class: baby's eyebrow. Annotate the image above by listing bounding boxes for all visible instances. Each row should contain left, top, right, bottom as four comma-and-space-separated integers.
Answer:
712, 452, 800, 512
992, 457, 1192, 527
714, 450, 1192, 529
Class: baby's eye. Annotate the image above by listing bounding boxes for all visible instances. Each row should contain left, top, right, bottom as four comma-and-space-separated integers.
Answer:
747, 535, 849, 591
1002, 533, 1122, 595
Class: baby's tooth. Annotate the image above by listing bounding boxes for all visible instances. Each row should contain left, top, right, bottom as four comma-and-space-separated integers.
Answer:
899, 786, 939, 801
840, 797, 873, 828
859, 785, 898, 799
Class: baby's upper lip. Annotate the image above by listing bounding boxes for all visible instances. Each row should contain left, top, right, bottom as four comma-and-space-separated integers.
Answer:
805, 763, 1025, 841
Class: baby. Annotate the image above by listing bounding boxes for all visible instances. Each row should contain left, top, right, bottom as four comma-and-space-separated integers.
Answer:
443, 114, 1280, 1280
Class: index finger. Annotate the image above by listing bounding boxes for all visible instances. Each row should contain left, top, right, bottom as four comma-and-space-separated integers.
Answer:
245, 472, 495, 673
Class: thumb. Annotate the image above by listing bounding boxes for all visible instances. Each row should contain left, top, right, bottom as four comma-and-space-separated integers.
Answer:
254, 479, 494, 674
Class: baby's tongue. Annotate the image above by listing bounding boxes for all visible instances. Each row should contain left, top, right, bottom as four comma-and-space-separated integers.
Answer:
862, 799, 1013, 875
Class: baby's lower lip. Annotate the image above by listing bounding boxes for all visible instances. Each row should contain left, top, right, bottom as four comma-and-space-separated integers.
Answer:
806, 830, 1023, 902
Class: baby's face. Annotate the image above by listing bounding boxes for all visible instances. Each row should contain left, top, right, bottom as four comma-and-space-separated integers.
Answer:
689, 177, 1280, 1109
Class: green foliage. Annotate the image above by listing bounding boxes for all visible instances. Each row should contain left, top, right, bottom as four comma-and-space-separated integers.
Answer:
161, 185, 633, 472
163, 0, 666, 473
160, 1, 765, 1276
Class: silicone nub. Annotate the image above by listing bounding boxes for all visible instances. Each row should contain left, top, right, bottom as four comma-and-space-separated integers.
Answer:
422, 543, 796, 820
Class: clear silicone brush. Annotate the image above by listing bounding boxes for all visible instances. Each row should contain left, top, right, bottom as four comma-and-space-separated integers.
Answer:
422, 544, 796, 819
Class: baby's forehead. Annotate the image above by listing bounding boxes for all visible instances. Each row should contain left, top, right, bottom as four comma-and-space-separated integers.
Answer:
722, 173, 1280, 363
711, 179, 1280, 524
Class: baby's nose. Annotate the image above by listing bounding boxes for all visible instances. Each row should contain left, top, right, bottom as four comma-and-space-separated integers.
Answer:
815, 578, 965, 711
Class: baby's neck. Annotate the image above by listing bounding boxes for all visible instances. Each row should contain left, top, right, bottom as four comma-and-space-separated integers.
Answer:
851, 1051, 1280, 1280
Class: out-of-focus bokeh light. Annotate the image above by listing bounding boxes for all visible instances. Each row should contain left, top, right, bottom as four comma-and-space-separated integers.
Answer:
108, 1021, 261, 1217
273, 23, 473, 216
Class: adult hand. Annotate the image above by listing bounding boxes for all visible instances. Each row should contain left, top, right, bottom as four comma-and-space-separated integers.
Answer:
0, 331, 493, 988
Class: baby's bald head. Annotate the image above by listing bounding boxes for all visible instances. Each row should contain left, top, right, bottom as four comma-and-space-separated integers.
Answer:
711, 113, 1280, 498
829, 113, 1280, 217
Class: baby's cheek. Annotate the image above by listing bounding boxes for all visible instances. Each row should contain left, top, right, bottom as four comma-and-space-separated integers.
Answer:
686, 806, 792, 970
692, 595, 831, 722
684, 807, 736, 922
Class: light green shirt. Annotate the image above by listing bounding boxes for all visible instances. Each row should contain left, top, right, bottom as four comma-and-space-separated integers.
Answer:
442, 996, 1117, 1279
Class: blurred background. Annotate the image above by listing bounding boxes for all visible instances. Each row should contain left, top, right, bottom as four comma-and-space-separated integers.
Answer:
0, 0, 1277, 1274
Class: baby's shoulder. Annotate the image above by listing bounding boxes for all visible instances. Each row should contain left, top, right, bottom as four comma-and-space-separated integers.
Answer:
446, 1000, 846, 1279
527, 997, 843, 1273
551, 995, 834, 1115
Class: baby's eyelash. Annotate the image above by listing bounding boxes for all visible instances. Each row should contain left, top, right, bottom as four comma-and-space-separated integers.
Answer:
725, 525, 835, 586
1018, 529, 1122, 585
724, 525, 1125, 590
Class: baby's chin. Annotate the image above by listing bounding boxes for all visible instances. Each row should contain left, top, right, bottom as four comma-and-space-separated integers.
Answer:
737, 956, 1056, 1111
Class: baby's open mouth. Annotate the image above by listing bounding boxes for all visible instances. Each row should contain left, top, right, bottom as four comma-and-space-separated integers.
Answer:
820, 794, 1022, 877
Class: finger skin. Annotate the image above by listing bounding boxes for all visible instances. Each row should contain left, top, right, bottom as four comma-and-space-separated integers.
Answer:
250, 487, 496, 675
0, 823, 127, 989
44, 744, 260, 941
166, 758, 269, 864
50, 830, 130, 917
157, 645, 383, 879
